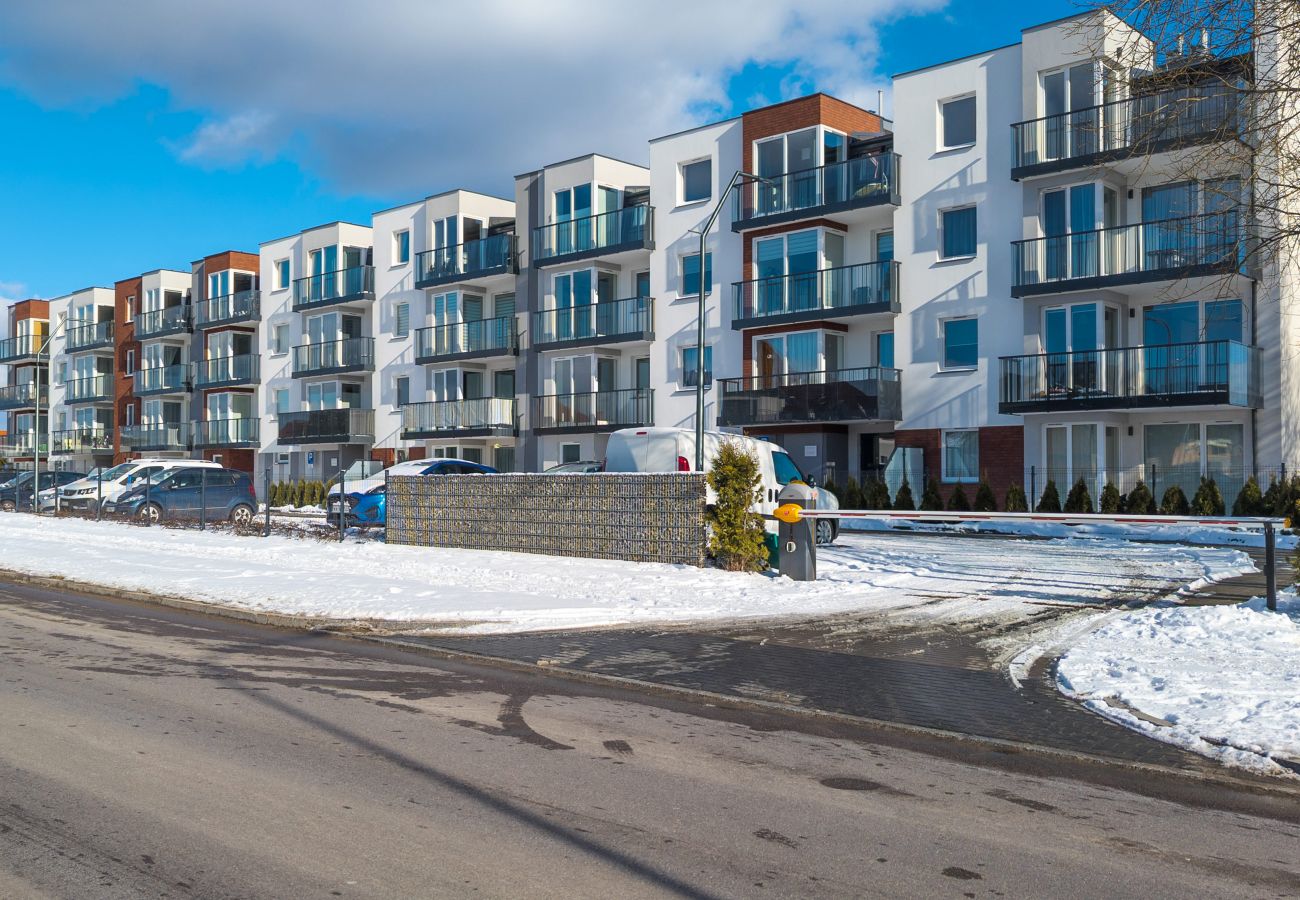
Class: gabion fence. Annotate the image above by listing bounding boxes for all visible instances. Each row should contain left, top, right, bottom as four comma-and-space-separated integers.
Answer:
386, 473, 709, 566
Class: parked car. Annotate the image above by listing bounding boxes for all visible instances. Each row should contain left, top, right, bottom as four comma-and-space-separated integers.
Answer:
544, 460, 605, 474
101, 466, 258, 525
53, 458, 224, 515
604, 427, 841, 544
343, 459, 498, 527
0, 470, 87, 512
323, 459, 388, 502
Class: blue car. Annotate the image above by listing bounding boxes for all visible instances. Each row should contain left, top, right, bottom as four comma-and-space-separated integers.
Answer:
103, 466, 258, 525
347, 459, 497, 527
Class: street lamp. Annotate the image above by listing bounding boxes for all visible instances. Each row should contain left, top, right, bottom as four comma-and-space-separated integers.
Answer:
690, 170, 770, 470
32, 314, 70, 513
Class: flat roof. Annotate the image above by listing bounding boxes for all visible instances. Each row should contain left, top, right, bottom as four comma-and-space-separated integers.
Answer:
370, 187, 515, 219
258, 220, 372, 247
515, 151, 649, 181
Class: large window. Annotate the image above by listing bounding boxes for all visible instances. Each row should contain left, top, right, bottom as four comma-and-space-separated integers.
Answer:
682, 252, 713, 296
681, 345, 713, 387
1144, 422, 1245, 503
942, 430, 979, 483
876, 332, 895, 369
395, 376, 410, 408
942, 317, 978, 370
681, 159, 712, 204
941, 206, 978, 259
940, 95, 977, 149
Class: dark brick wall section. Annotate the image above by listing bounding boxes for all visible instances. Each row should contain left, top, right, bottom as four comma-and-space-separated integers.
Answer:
894, 425, 1025, 507
113, 276, 142, 464
387, 474, 708, 566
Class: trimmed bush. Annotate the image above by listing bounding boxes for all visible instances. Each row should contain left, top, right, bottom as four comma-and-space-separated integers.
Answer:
706, 441, 769, 572
1035, 479, 1062, 513
1232, 476, 1265, 517
972, 477, 997, 512
1159, 484, 1190, 516
1126, 481, 1155, 515
893, 477, 916, 511
863, 478, 891, 509
1191, 477, 1225, 517
946, 483, 972, 511
919, 477, 944, 511
1063, 477, 1093, 514
1098, 482, 1123, 514
1004, 483, 1028, 513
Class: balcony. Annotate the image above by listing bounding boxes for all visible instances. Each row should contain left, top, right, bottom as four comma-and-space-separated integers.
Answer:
1012, 84, 1244, 179
532, 206, 654, 268
195, 354, 260, 389
732, 262, 898, 329
401, 398, 517, 440
292, 266, 374, 311
195, 290, 260, 328
0, 433, 40, 457
531, 297, 654, 350
415, 234, 517, 288
1012, 213, 1243, 298
64, 374, 114, 405
50, 428, 114, 456
532, 388, 653, 433
135, 305, 191, 339
717, 367, 902, 428
415, 316, 516, 364
291, 337, 375, 378
999, 341, 1260, 413
0, 382, 45, 411
277, 408, 375, 445
0, 335, 41, 364
134, 365, 191, 397
194, 417, 260, 448
65, 320, 115, 352
121, 423, 191, 453
733, 154, 900, 231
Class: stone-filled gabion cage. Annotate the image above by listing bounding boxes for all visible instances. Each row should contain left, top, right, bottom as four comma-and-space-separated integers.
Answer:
386, 473, 709, 566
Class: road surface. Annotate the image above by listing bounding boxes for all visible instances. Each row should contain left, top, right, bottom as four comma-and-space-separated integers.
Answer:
2, 578, 1298, 899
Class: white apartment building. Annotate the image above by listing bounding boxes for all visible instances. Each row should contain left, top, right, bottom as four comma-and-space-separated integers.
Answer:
121, 269, 193, 459
0, 300, 49, 462
47, 286, 116, 472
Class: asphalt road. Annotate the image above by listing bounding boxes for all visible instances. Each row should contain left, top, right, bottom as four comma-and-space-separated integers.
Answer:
2, 579, 1299, 899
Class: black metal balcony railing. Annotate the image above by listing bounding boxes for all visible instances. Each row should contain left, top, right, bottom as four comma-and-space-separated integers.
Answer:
135, 305, 191, 339
533, 388, 653, 431
0, 334, 42, 363
1012, 84, 1243, 176
277, 408, 375, 445
121, 423, 191, 452
732, 262, 899, 325
292, 266, 375, 311
531, 297, 654, 347
291, 337, 375, 377
717, 367, 902, 427
415, 234, 517, 287
999, 340, 1260, 413
134, 364, 191, 396
195, 290, 260, 327
194, 418, 260, 447
0, 382, 45, 410
733, 154, 900, 228
64, 374, 114, 404
401, 398, 517, 438
65, 320, 115, 352
414, 316, 516, 363
532, 206, 654, 265
195, 354, 260, 388
50, 428, 114, 456
1012, 212, 1242, 296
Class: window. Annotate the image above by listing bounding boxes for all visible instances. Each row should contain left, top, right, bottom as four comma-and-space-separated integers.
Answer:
942, 430, 979, 483
941, 206, 977, 259
274, 389, 290, 415
560, 443, 581, 464
682, 252, 713, 296
395, 376, 410, 407
681, 158, 712, 204
393, 230, 410, 265
126, 295, 135, 323
876, 332, 895, 369
940, 95, 977, 149
681, 345, 713, 387
394, 302, 410, 338
125, 350, 135, 376
275, 259, 290, 290
942, 318, 978, 369
272, 323, 290, 354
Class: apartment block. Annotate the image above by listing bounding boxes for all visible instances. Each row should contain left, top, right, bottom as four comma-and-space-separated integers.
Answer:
0, 299, 50, 462
191, 250, 261, 472
47, 287, 116, 471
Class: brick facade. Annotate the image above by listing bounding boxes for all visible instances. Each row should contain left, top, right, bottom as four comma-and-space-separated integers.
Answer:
113, 276, 141, 464
894, 425, 1025, 508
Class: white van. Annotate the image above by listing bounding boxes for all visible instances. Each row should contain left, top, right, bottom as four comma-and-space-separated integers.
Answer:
604, 427, 840, 543
52, 457, 224, 514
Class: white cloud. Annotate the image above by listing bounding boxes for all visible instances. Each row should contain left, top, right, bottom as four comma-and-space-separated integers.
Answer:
0, 0, 942, 197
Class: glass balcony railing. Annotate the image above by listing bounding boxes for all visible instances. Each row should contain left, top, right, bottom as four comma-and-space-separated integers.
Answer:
195, 354, 260, 388
415, 234, 517, 287
291, 337, 375, 376
531, 297, 653, 346
50, 428, 114, 455
532, 206, 653, 265
999, 340, 1260, 412
65, 320, 115, 352
733, 154, 900, 227
0, 382, 45, 410
292, 266, 374, 311
401, 398, 516, 438
276, 408, 374, 445
121, 423, 191, 452
532, 388, 653, 431
1012, 84, 1244, 175
64, 374, 114, 404
134, 365, 191, 396
414, 316, 516, 362
717, 367, 902, 427
1012, 212, 1242, 295
195, 290, 260, 327
135, 305, 191, 339
732, 262, 898, 323
194, 418, 260, 447
0, 334, 42, 363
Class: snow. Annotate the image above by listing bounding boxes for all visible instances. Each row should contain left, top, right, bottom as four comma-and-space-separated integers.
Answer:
0, 514, 1253, 636
1058, 592, 1300, 777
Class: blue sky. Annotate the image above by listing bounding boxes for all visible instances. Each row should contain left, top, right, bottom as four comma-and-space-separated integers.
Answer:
0, 0, 1079, 302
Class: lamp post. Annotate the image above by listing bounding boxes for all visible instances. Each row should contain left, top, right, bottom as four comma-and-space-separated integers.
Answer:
691, 170, 769, 470
32, 315, 70, 513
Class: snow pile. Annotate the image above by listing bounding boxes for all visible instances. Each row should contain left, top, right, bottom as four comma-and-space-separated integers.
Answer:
0, 514, 1252, 634
1058, 593, 1300, 776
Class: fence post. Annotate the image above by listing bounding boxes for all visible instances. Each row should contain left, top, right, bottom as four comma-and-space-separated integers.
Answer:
263, 468, 271, 537
199, 466, 207, 531
1265, 521, 1278, 612
1030, 465, 1036, 508
144, 473, 152, 527
338, 469, 345, 543
96, 470, 102, 522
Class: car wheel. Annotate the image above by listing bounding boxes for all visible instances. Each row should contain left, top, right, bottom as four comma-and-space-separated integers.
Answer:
229, 504, 254, 527
0, 499, 14, 512
815, 519, 835, 546
139, 503, 163, 525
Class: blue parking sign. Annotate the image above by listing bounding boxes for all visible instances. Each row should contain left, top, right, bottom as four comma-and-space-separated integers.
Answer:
307, 451, 315, 466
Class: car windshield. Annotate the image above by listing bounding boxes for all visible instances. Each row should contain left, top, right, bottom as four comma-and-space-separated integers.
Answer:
97, 463, 136, 482
6, 472, 34, 488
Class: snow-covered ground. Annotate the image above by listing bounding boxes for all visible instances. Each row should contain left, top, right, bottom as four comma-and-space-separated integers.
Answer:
0, 514, 1252, 634
1058, 593, 1300, 777
844, 516, 1296, 550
